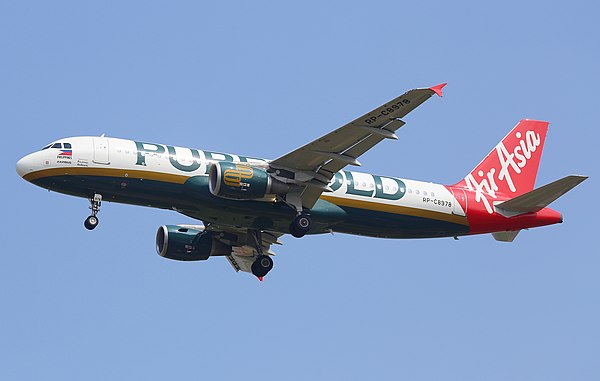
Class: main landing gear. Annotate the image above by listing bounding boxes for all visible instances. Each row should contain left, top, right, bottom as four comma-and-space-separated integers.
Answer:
249, 229, 274, 279
289, 213, 312, 238
277, 191, 312, 239
251, 255, 273, 279
84, 193, 102, 230
249, 211, 312, 280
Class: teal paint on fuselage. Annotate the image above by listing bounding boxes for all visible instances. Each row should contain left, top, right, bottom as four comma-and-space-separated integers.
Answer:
32, 173, 469, 238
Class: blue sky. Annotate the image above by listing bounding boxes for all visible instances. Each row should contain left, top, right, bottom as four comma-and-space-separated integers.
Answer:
1, 1, 598, 379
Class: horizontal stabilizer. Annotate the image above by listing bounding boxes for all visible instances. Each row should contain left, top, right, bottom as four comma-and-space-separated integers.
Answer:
495, 175, 588, 217
492, 230, 520, 242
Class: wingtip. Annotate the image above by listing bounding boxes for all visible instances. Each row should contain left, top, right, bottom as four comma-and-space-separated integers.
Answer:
430, 83, 447, 97
571, 174, 589, 182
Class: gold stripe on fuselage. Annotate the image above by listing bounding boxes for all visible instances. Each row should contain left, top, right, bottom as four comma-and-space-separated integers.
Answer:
23, 167, 189, 184
320, 194, 469, 226
24, 167, 469, 226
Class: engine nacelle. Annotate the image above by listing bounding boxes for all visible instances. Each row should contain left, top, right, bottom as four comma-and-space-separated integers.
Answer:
156, 225, 231, 261
208, 162, 288, 200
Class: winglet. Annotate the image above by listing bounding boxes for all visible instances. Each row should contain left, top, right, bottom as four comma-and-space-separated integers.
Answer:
429, 83, 447, 97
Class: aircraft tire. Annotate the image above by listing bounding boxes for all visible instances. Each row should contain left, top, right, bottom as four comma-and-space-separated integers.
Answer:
289, 214, 311, 238
84, 215, 99, 230
251, 255, 273, 277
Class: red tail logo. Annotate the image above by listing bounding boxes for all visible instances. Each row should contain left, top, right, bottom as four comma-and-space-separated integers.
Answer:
455, 119, 549, 213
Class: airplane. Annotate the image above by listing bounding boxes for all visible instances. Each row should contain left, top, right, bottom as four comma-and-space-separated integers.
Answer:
16, 83, 587, 280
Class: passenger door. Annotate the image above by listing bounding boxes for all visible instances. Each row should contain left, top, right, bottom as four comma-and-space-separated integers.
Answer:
93, 137, 110, 164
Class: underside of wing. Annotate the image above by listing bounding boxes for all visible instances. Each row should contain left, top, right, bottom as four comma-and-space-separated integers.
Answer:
177, 210, 283, 275
269, 83, 446, 209
208, 224, 282, 274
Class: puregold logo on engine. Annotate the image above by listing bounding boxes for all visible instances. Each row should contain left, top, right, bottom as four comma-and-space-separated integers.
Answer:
223, 164, 254, 187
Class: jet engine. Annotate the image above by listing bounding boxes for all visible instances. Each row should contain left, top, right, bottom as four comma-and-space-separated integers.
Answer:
208, 162, 289, 200
156, 225, 231, 261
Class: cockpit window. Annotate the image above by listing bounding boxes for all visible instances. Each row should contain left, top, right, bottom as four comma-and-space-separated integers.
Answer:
42, 142, 72, 150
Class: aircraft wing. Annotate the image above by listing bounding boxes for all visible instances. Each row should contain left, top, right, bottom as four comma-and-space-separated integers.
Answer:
203, 223, 283, 274
269, 83, 446, 209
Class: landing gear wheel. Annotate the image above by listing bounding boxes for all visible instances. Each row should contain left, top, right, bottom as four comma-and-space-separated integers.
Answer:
85, 193, 102, 231
289, 214, 312, 238
84, 215, 99, 230
251, 255, 274, 278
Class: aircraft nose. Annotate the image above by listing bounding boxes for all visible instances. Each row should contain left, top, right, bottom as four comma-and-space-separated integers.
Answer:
16, 153, 36, 178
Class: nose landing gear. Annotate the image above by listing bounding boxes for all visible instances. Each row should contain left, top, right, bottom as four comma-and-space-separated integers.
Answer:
84, 215, 99, 230
84, 193, 102, 230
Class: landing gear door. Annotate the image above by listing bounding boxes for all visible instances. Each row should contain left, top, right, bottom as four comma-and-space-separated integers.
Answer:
93, 137, 110, 165
450, 188, 467, 216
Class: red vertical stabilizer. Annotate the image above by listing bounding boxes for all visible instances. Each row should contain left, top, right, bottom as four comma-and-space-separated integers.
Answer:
454, 119, 549, 198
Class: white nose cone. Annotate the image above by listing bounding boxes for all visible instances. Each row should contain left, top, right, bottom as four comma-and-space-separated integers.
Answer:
16, 153, 36, 178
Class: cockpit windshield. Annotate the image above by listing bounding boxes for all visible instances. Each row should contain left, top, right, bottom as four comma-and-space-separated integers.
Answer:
41, 142, 72, 150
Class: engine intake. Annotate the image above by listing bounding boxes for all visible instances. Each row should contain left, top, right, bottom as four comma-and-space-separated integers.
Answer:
156, 225, 231, 261
208, 162, 288, 200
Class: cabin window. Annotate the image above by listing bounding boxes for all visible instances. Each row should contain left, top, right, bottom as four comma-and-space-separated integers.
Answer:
415, 190, 420, 195
431, 192, 435, 197
423, 191, 428, 196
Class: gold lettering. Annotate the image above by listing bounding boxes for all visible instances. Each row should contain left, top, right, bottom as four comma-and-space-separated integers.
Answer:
223, 165, 254, 187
